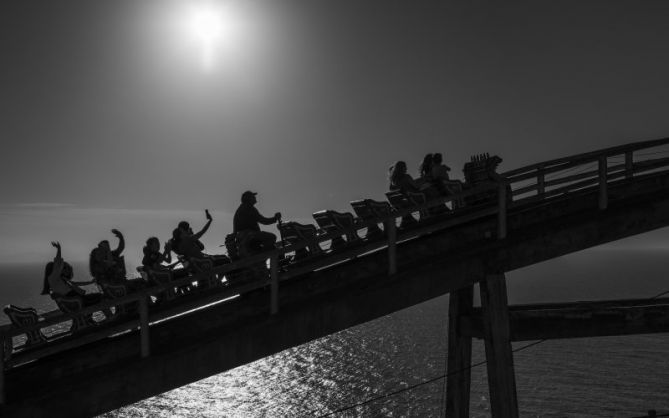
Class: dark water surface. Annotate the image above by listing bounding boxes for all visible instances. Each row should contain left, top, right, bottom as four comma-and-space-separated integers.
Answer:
2, 250, 668, 416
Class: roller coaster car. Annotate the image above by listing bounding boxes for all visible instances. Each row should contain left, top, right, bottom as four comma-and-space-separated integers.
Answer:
462, 153, 511, 207
312, 210, 361, 250
3, 305, 48, 347
52, 296, 99, 331
278, 221, 323, 262
94, 281, 139, 318
350, 199, 391, 239
224, 233, 270, 284
385, 190, 431, 228
137, 267, 178, 302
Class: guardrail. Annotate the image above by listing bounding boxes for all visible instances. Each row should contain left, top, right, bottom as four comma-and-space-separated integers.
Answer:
2, 137, 669, 406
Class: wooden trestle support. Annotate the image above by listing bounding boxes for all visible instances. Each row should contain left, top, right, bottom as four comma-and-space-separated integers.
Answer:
446, 274, 518, 418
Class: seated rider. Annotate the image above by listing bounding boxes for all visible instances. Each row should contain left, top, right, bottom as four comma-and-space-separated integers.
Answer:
431, 152, 464, 206
418, 153, 434, 183
89, 229, 144, 293
389, 160, 439, 199
42, 241, 103, 308
389, 161, 421, 193
142, 237, 173, 272
172, 210, 230, 267
233, 191, 281, 254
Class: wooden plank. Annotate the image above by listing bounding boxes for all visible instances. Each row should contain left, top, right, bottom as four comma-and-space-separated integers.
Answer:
480, 274, 518, 418
445, 285, 474, 418
461, 298, 669, 341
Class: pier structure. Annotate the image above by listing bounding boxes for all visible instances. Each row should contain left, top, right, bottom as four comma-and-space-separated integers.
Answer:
2, 138, 669, 417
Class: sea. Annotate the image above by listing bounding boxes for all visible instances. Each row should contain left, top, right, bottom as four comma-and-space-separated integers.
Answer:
1, 248, 668, 417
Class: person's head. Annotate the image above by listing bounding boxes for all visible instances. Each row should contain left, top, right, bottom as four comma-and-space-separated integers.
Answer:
96, 240, 112, 258
389, 161, 407, 184
146, 237, 160, 252
433, 153, 443, 165
419, 154, 433, 176
241, 191, 258, 205
178, 221, 193, 236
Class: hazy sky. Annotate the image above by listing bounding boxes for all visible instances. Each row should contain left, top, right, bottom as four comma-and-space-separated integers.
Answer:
3, 1, 669, 263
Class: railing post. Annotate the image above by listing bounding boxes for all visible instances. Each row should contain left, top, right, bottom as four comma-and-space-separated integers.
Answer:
139, 295, 150, 358
598, 156, 608, 210
497, 183, 507, 240
385, 217, 397, 275
625, 151, 634, 179
0, 333, 5, 406
537, 167, 545, 196
270, 254, 279, 315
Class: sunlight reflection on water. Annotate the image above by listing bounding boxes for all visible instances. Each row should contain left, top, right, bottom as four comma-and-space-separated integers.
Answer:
2, 251, 669, 417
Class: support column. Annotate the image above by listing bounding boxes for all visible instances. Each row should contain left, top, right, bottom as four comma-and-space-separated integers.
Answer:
480, 274, 518, 418
445, 285, 474, 418
0, 334, 5, 406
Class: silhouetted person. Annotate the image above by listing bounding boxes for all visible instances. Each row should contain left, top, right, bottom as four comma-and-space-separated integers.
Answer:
172, 210, 229, 266
233, 191, 281, 252
89, 229, 126, 285
419, 153, 434, 181
142, 237, 172, 271
90, 229, 144, 292
42, 241, 102, 307
389, 161, 421, 193
432, 152, 464, 206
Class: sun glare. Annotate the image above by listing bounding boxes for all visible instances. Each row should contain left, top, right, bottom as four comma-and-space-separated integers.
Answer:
184, 2, 230, 72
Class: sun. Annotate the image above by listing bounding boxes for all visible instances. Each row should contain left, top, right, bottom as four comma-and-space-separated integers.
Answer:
184, 2, 229, 72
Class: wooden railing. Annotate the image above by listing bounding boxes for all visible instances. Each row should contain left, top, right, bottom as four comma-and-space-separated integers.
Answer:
502, 137, 669, 209
2, 137, 669, 405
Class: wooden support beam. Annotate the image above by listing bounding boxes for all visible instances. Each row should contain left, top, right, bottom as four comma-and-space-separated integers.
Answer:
480, 274, 518, 418
625, 151, 634, 179
536, 168, 545, 196
461, 298, 669, 342
0, 334, 5, 405
139, 297, 150, 358
497, 185, 507, 239
445, 285, 474, 418
270, 255, 279, 315
598, 156, 608, 210
385, 218, 397, 275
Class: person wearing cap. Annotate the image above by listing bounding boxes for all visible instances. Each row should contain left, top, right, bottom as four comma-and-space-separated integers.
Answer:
233, 191, 281, 252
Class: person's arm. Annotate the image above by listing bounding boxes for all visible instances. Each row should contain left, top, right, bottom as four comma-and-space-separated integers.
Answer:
50, 241, 64, 277
193, 210, 213, 240
405, 174, 421, 192
257, 209, 281, 225
70, 279, 95, 285
111, 229, 125, 256
67, 282, 86, 296
162, 241, 172, 264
